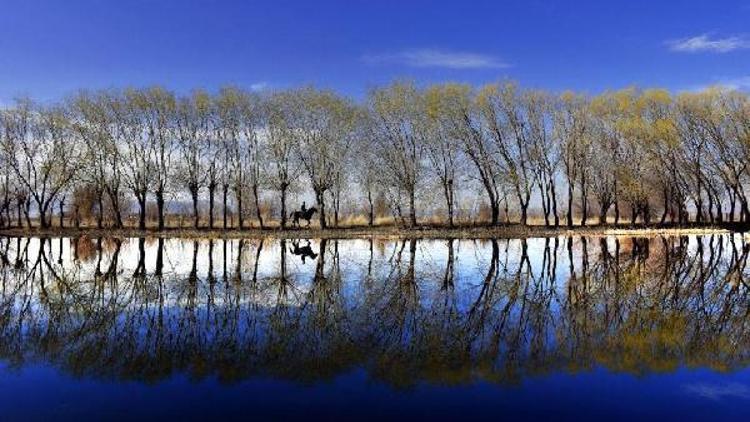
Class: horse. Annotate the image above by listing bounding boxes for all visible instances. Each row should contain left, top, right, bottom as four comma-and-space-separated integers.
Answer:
290, 206, 318, 228
289, 239, 318, 264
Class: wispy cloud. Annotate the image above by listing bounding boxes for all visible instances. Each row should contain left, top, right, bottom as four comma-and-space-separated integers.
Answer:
250, 82, 269, 91
684, 382, 750, 401
362, 49, 510, 69
686, 75, 750, 92
667, 34, 750, 53
714, 76, 750, 91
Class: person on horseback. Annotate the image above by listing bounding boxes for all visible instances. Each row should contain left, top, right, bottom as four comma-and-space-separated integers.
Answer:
290, 203, 318, 228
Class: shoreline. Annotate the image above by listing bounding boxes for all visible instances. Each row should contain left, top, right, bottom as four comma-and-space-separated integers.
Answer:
0, 223, 744, 240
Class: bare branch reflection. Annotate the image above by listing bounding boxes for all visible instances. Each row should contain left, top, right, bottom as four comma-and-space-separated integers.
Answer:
0, 235, 748, 386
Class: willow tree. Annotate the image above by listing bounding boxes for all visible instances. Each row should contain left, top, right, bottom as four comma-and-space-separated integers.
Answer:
675, 91, 719, 223
424, 83, 466, 227
451, 85, 505, 225
137, 87, 176, 230
175, 90, 211, 228
117, 89, 153, 230
718, 90, 750, 221
477, 82, 536, 226
71, 91, 118, 228
264, 91, 300, 228
0, 100, 81, 228
554, 92, 590, 227
620, 89, 678, 225
216, 87, 265, 229
588, 91, 623, 224
293, 87, 358, 228
633, 89, 683, 224
525, 90, 559, 226
369, 81, 426, 227
613, 89, 654, 224
215, 88, 240, 229
353, 114, 381, 226
240, 93, 265, 229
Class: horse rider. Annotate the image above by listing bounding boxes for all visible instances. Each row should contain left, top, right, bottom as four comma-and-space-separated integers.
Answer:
301, 201, 307, 214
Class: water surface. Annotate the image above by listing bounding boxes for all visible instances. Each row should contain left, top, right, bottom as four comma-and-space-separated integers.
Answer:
0, 235, 749, 420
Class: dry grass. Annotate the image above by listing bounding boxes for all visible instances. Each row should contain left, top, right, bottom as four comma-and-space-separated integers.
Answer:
0, 219, 743, 240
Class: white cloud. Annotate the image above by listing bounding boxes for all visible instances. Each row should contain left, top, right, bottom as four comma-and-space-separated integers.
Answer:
684, 383, 750, 401
250, 82, 269, 91
667, 34, 750, 53
715, 76, 750, 91
362, 49, 510, 69
686, 75, 750, 92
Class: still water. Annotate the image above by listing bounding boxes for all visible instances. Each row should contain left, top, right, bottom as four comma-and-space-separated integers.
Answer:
0, 235, 749, 420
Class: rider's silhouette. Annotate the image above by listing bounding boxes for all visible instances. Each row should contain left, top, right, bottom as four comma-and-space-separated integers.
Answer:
301, 201, 307, 213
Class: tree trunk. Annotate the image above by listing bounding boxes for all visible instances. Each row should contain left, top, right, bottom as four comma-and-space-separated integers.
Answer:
59, 197, 65, 228
445, 179, 454, 228
16, 199, 23, 228
137, 194, 146, 230
24, 199, 31, 228
253, 183, 263, 229
520, 198, 529, 226
567, 183, 574, 228
491, 201, 499, 226
408, 189, 417, 227
237, 188, 243, 230
333, 191, 340, 228
741, 199, 750, 223
367, 190, 374, 226
316, 189, 327, 229
190, 185, 200, 229
39, 202, 49, 229
208, 182, 216, 229
222, 184, 229, 230
280, 184, 288, 228
538, 181, 550, 227
728, 187, 736, 223
580, 188, 588, 227
522, 191, 531, 226
156, 188, 165, 230
96, 190, 104, 229
107, 186, 123, 228
550, 178, 559, 227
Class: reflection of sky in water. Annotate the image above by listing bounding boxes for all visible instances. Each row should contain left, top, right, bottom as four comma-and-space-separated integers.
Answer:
1, 234, 749, 419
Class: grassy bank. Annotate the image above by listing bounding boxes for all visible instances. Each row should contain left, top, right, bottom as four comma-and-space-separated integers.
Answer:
0, 222, 742, 240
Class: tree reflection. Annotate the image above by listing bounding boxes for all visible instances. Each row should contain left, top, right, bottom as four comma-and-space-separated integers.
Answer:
0, 234, 749, 386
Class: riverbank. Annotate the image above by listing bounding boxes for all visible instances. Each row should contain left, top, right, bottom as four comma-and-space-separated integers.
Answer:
0, 222, 743, 239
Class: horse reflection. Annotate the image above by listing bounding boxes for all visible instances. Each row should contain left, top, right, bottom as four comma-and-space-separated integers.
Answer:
289, 239, 318, 264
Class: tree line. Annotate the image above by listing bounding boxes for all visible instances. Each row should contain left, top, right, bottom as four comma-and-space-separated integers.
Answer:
1, 82, 749, 230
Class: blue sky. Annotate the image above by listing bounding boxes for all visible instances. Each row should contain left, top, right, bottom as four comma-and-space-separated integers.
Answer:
1, 0, 749, 102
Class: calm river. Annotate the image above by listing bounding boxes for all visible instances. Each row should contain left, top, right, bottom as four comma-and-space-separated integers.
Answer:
0, 235, 748, 420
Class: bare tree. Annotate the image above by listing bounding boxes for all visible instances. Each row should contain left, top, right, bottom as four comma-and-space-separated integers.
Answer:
477, 82, 536, 225
293, 87, 358, 228
452, 85, 505, 225
263, 91, 300, 228
116, 89, 153, 229
369, 82, 426, 227
554, 92, 590, 227
0, 99, 81, 228
424, 84, 466, 227
175, 90, 211, 228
